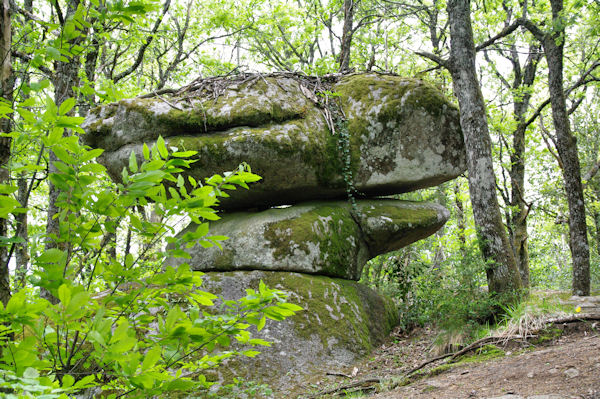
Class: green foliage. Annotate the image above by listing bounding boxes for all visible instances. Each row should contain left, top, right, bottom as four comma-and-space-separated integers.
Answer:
0, 96, 302, 398
362, 240, 500, 332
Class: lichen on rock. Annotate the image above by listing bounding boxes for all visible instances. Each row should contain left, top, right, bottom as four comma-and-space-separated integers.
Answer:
198, 270, 399, 395
82, 72, 466, 210
168, 199, 449, 280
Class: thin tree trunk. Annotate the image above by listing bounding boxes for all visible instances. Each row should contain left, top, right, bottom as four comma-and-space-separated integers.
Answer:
338, 0, 355, 72
544, 41, 590, 295
507, 45, 540, 289
447, 0, 521, 298
14, 175, 28, 290
594, 210, 600, 256
43, 0, 82, 303
520, 0, 590, 296
454, 180, 467, 255
509, 119, 530, 288
0, 0, 12, 305
545, 23, 589, 297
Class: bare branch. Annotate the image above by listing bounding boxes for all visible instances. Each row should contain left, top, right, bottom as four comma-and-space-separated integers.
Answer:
113, 0, 172, 83
539, 113, 563, 169
523, 61, 600, 129
415, 51, 451, 70
9, 0, 43, 24
475, 21, 521, 52
583, 159, 600, 185
518, 17, 546, 42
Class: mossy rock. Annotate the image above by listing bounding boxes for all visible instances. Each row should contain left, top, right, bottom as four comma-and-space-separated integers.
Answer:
335, 74, 464, 195
82, 73, 465, 210
168, 199, 449, 280
198, 270, 399, 396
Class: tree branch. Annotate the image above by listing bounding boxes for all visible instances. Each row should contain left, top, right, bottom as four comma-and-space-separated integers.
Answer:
113, 0, 172, 83
11, 50, 53, 76
475, 21, 521, 52
523, 61, 600, 129
518, 17, 546, 42
415, 51, 450, 70
539, 113, 563, 169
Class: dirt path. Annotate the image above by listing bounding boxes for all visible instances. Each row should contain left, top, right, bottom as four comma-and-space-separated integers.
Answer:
298, 321, 600, 399
369, 330, 600, 399
296, 296, 600, 399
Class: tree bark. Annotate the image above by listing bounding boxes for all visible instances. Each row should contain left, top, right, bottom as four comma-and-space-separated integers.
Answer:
454, 180, 467, 255
14, 174, 28, 290
545, 4, 589, 296
507, 44, 541, 289
521, 0, 590, 296
0, 0, 12, 306
338, 0, 355, 72
447, 0, 521, 298
594, 210, 600, 256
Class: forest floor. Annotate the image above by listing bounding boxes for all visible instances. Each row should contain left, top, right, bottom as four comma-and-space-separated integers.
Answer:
298, 296, 600, 399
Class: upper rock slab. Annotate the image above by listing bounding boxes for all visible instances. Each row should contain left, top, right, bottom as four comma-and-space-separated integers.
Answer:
82, 73, 466, 209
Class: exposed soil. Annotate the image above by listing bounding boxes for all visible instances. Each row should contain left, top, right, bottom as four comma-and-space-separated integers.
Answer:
297, 318, 600, 399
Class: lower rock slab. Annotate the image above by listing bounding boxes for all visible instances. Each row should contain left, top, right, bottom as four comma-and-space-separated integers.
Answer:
200, 270, 399, 395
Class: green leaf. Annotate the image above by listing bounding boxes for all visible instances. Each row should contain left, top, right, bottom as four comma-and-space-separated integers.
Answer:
110, 336, 136, 352
141, 346, 162, 371
257, 316, 266, 331
129, 151, 138, 173
142, 143, 150, 160
36, 248, 67, 264
5, 291, 25, 314
156, 136, 168, 159
88, 330, 106, 347
59, 98, 76, 115
171, 150, 197, 158
58, 284, 71, 307
52, 146, 75, 164
80, 148, 104, 162
23, 367, 39, 379
0, 184, 17, 195
125, 253, 134, 268
46, 46, 61, 60
62, 374, 75, 388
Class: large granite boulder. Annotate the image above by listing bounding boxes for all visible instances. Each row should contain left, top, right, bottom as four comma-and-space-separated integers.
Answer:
82, 73, 465, 210
170, 199, 449, 280
198, 271, 398, 395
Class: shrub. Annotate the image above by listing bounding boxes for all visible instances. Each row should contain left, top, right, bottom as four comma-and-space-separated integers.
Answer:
0, 127, 301, 398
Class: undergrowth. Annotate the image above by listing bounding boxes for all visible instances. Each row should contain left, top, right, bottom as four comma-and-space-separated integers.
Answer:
361, 240, 586, 356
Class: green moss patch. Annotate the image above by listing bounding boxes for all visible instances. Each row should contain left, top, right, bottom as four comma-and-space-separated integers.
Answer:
263, 205, 362, 278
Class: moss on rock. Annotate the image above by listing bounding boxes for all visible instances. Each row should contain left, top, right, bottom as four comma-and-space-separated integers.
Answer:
199, 270, 399, 396
82, 72, 465, 210
168, 199, 449, 280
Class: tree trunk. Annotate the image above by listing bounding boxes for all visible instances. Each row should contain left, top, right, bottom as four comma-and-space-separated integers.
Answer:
507, 45, 540, 289
594, 210, 600, 256
43, 0, 83, 303
338, 0, 355, 72
0, 0, 12, 306
454, 180, 467, 255
447, 0, 521, 298
509, 120, 530, 288
544, 0, 589, 296
14, 175, 28, 290
519, 0, 591, 296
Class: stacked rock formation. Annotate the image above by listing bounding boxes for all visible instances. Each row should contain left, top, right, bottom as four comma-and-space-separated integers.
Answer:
82, 72, 466, 393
